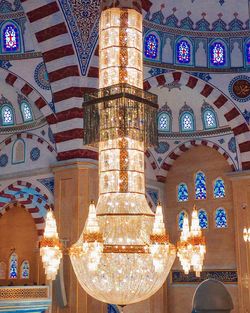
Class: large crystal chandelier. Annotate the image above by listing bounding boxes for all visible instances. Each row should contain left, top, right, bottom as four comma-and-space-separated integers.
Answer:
177, 207, 206, 277
68, 0, 176, 305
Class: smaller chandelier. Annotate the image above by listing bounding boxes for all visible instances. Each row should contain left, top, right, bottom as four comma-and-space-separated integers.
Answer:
243, 227, 250, 242
177, 206, 206, 277
40, 210, 62, 281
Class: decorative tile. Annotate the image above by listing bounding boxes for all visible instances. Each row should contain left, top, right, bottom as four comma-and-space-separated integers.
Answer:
228, 75, 250, 102
37, 177, 54, 195
30, 147, 40, 161
0, 154, 8, 167
154, 141, 170, 154
34, 62, 50, 90
228, 137, 236, 153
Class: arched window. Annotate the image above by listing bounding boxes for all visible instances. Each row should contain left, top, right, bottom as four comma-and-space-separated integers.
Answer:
203, 109, 217, 129
9, 252, 18, 279
178, 211, 188, 230
21, 260, 30, 279
195, 171, 207, 200
20, 102, 33, 122
215, 208, 227, 228
214, 178, 225, 198
198, 209, 208, 229
1, 105, 14, 126
180, 112, 195, 132
144, 33, 159, 59
2, 22, 21, 53
210, 42, 226, 66
177, 183, 188, 202
158, 112, 171, 132
246, 40, 250, 65
0, 262, 6, 279
177, 39, 191, 64
12, 139, 25, 164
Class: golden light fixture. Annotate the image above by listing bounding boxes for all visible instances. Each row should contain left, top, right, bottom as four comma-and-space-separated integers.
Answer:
177, 207, 206, 277
243, 227, 250, 242
40, 210, 62, 281
40, 0, 176, 306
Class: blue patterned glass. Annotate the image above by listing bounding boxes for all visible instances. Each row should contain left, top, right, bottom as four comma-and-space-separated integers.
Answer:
214, 178, 225, 198
204, 110, 217, 129
215, 208, 227, 228
210, 42, 226, 66
178, 211, 186, 230
158, 113, 170, 131
177, 40, 191, 63
246, 42, 250, 64
144, 34, 159, 59
21, 260, 29, 279
178, 183, 188, 202
1, 105, 14, 125
198, 209, 208, 229
3, 24, 19, 52
9, 253, 18, 279
180, 112, 194, 131
195, 172, 207, 200
21, 102, 33, 122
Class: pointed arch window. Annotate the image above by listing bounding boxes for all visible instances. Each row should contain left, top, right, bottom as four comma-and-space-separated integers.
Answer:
203, 109, 217, 129
177, 40, 191, 64
210, 42, 226, 66
177, 183, 188, 202
178, 211, 188, 230
9, 252, 18, 279
21, 102, 33, 122
195, 171, 207, 200
21, 260, 30, 279
12, 139, 25, 164
198, 209, 208, 229
144, 33, 159, 59
0, 262, 6, 279
180, 112, 195, 132
158, 112, 171, 132
1, 105, 14, 126
2, 23, 20, 53
215, 208, 227, 228
214, 178, 225, 198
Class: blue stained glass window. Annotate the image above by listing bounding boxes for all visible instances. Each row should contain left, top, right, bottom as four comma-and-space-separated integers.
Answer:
21, 102, 33, 122
215, 208, 227, 228
198, 209, 208, 229
214, 178, 225, 198
21, 260, 29, 279
210, 42, 226, 66
195, 171, 207, 200
1, 105, 14, 126
178, 211, 187, 230
158, 112, 170, 132
177, 40, 191, 63
9, 252, 18, 279
180, 112, 194, 132
204, 109, 217, 129
178, 183, 188, 202
246, 42, 250, 64
144, 34, 159, 59
3, 24, 19, 52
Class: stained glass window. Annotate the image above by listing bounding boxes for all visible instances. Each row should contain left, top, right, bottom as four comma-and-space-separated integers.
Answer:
178, 183, 188, 202
21, 260, 29, 279
210, 42, 226, 66
1, 105, 14, 125
177, 40, 191, 64
3, 23, 19, 52
195, 171, 207, 200
214, 178, 225, 198
246, 41, 250, 64
198, 209, 208, 229
144, 34, 159, 59
215, 208, 227, 228
21, 102, 33, 122
204, 110, 217, 129
9, 252, 18, 279
178, 211, 187, 230
180, 112, 194, 131
158, 113, 170, 131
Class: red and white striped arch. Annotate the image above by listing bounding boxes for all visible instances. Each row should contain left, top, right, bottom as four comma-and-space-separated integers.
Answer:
0, 181, 53, 239
146, 139, 237, 183
144, 72, 250, 171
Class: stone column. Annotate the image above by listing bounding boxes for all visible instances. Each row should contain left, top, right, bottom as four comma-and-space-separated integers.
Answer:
51, 161, 105, 313
229, 170, 250, 313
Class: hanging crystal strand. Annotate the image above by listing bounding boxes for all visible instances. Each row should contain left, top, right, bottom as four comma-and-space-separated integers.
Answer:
177, 215, 191, 275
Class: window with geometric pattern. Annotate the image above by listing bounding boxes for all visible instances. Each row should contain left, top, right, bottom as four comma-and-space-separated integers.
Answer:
1, 105, 14, 126
214, 178, 225, 198
158, 112, 171, 132
215, 208, 227, 228
21, 102, 33, 122
177, 183, 188, 202
198, 209, 208, 229
195, 171, 207, 200
9, 252, 18, 279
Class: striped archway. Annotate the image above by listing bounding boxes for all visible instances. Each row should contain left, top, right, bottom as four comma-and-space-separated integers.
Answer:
144, 71, 250, 171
